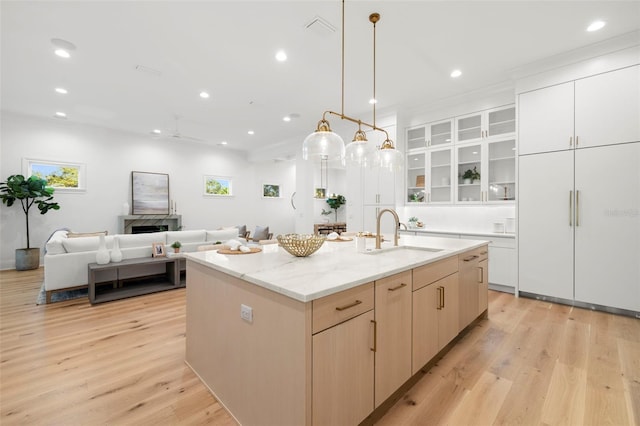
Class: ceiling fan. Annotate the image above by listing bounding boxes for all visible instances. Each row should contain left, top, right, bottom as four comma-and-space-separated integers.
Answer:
163, 114, 205, 142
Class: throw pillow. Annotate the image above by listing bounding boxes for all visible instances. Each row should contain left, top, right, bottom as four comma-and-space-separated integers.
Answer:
67, 231, 108, 238
252, 225, 269, 241
236, 224, 247, 238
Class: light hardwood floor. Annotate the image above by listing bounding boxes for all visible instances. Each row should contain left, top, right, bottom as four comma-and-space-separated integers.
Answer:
1, 268, 638, 425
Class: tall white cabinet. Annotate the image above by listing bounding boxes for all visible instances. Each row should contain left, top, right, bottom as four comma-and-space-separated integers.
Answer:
518, 64, 640, 313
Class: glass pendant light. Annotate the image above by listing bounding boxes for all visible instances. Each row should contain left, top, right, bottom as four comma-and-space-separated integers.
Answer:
373, 138, 404, 172
302, 119, 345, 161
344, 123, 375, 166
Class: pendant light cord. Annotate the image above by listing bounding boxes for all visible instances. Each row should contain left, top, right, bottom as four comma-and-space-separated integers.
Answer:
372, 14, 377, 128
341, 0, 345, 116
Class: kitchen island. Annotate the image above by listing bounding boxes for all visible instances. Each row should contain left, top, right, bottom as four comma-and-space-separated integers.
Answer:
185, 235, 488, 426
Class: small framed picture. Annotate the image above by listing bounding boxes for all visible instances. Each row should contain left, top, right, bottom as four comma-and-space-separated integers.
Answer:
262, 183, 280, 198
204, 175, 233, 196
315, 188, 326, 199
23, 158, 87, 192
152, 242, 166, 258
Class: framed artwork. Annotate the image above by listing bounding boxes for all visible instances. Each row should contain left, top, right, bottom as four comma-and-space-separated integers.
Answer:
152, 242, 166, 257
23, 158, 86, 192
262, 184, 280, 198
132, 171, 170, 214
314, 188, 326, 199
204, 175, 232, 196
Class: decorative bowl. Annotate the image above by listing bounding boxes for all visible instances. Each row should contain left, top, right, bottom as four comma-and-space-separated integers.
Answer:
277, 234, 326, 257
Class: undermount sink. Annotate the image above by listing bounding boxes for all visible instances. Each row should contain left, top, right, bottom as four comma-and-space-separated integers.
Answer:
364, 245, 444, 255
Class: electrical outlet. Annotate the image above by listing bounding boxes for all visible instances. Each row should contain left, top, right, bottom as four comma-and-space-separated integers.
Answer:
240, 304, 253, 323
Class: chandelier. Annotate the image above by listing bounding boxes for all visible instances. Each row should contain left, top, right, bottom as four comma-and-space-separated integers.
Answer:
302, 3, 403, 171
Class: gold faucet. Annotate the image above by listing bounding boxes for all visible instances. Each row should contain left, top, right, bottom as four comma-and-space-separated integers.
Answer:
376, 208, 400, 249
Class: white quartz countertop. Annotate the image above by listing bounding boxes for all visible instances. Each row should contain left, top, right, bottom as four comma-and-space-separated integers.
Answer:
403, 228, 515, 239
185, 235, 488, 303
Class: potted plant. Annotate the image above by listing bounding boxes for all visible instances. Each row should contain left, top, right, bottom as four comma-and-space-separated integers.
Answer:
461, 167, 480, 184
0, 174, 60, 270
408, 216, 419, 228
171, 241, 182, 253
326, 194, 346, 223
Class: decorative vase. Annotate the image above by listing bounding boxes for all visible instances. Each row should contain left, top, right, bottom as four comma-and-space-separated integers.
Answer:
110, 237, 123, 263
96, 234, 110, 265
173, 247, 180, 254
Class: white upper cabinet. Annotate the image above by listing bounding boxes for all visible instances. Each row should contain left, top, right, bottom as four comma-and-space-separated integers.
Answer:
407, 119, 454, 151
575, 65, 640, 148
518, 82, 574, 155
457, 105, 516, 143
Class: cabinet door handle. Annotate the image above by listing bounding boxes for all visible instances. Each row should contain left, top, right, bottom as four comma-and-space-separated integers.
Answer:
463, 255, 479, 262
569, 190, 573, 226
576, 136, 579, 146
436, 286, 443, 310
370, 320, 377, 352
480, 250, 488, 255
478, 267, 484, 283
569, 136, 573, 146
576, 190, 580, 227
441, 286, 445, 309
335, 300, 362, 311
388, 283, 407, 292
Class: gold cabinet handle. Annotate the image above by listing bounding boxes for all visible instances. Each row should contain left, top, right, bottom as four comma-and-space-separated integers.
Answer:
335, 300, 362, 311
576, 190, 580, 227
569, 190, 573, 226
480, 251, 488, 255
463, 255, 479, 262
576, 136, 579, 146
388, 283, 407, 292
436, 286, 443, 310
569, 136, 573, 146
478, 267, 484, 283
441, 286, 445, 309
370, 320, 377, 352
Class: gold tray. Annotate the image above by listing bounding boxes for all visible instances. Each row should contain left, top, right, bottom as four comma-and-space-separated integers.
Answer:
217, 247, 262, 255
326, 237, 353, 242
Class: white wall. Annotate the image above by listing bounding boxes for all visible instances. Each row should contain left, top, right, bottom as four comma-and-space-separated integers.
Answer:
0, 112, 296, 269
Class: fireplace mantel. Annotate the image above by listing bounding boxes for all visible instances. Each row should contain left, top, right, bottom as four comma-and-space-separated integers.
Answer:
118, 215, 182, 234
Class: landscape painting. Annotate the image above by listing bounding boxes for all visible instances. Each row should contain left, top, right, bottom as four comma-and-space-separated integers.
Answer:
262, 184, 280, 198
23, 158, 86, 192
132, 171, 170, 214
204, 175, 232, 196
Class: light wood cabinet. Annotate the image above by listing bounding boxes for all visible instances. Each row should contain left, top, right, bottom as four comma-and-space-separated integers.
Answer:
458, 246, 489, 330
312, 310, 375, 426
374, 271, 412, 407
412, 273, 459, 374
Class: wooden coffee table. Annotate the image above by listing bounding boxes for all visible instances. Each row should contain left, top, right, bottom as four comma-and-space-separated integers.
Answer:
88, 255, 186, 304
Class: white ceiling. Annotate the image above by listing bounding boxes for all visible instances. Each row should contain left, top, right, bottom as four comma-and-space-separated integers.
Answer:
2, 1, 639, 159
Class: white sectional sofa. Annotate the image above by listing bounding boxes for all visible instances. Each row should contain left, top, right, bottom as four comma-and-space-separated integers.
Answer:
43, 228, 239, 299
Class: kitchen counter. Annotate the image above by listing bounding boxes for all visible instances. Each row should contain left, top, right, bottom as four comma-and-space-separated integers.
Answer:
185, 234, 488, 302
402, 227, 515, 239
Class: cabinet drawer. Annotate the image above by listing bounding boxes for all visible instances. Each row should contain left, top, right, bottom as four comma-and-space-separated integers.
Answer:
459, 246, 488, 265
312, 282, 374, 334
413, 257, 458, 291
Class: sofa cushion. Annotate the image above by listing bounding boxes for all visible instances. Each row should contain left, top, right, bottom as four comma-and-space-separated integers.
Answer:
117, 232, 166, 249
166, 230, 206, 245
252, 225, 270, 241
62, 235, 114, 253
67, 230, 108, 238
206, 228, 238, 243
236, 224, 247, 237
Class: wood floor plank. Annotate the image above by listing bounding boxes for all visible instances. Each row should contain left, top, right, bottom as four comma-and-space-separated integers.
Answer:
1, 268, 638, 426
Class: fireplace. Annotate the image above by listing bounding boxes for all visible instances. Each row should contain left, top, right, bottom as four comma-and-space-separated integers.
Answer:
131, 225, 169, 234
118, 215, 182, 234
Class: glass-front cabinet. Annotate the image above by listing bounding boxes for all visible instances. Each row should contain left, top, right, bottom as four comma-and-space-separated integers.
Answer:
456, 105, 516, 143
487, 139, 516, 201
406, 104, 515, 205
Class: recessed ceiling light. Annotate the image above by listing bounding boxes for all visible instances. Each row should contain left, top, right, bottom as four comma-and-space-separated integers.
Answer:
451, 69, 462, 78
218, 141, 228, 146
283, 116, 291, 122
152, 129, 162, 134
55, 49, 71, 58
275, 50, 287, 62
51, 38, 76, 58
472, 151, 478, 155
55, 87, 68, 94
587, 20, 606, 32
54, 112, 67, 119
369, 98, 377, 104
248, 130, 255, 135
199, 91, 210, 99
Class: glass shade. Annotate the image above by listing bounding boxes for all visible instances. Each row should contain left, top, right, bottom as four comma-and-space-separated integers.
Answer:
345, 140, 375, 167
374, 147, 404, 172
302, 130, 345, 161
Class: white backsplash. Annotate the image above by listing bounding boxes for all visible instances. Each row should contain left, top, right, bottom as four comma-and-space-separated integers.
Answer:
398, 204, 516, 235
